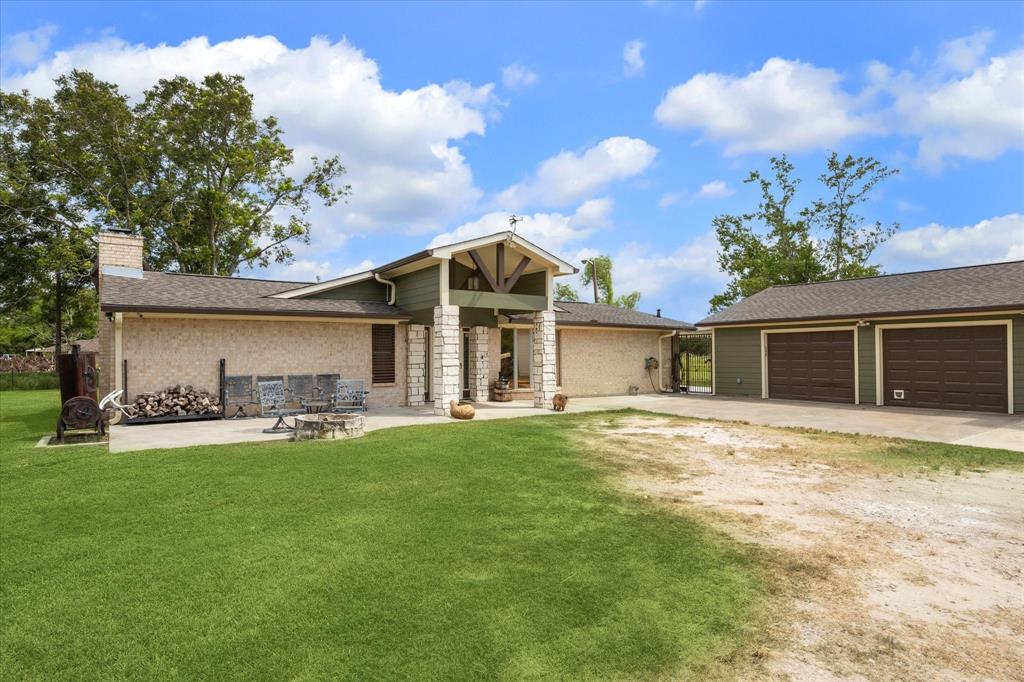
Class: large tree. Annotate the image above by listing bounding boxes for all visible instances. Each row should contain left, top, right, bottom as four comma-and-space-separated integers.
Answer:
710, 157, 822, 311
807, 152, 899, 280
710, 154, 898, 312
2, 70, 351, 352
133, 73, 350, 275
0, 90, 96, 353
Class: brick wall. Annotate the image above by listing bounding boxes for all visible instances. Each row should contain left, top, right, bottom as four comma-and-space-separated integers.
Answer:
558, 328, 674, 397
120, 317, 407, 408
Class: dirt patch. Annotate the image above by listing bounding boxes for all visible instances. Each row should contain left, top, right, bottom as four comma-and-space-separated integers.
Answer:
579, 415, 1024, 681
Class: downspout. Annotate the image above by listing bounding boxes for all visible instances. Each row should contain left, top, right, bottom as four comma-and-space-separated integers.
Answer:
374, 272, 396, 305
657, 330, 679, 393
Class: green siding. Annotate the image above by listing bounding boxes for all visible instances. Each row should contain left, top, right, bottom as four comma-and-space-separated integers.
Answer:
460, 308, 498, 327
448, 290, 546, 312
308, 278, 387, 302
713, 327, 762, 397
394, 266, 440, 311
509, 271, 547, 296
712, 312, 1022, 412
858, 325, 875, 404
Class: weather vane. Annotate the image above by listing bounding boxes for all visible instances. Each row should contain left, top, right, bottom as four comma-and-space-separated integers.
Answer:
508, 214, 522, 238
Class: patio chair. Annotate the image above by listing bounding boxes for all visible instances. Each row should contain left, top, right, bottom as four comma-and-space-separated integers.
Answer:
316, 373, 341, 401
224, 375, 255, 419
287, 374, 315, 403
332, 379, 369, 413
257, 380, 304, 433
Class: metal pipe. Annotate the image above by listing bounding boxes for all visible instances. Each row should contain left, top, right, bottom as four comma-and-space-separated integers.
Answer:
657, 330, 679, 393
374, 272, 397, 305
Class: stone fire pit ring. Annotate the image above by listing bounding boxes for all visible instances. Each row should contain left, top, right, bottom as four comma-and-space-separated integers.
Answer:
292, 413, 366, 441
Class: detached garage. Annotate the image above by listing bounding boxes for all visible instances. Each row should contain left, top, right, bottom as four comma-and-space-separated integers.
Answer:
698, 261, 1024, 415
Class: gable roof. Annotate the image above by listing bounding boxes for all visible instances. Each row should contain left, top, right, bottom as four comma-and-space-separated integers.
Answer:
99, 269, 410, 320
698, 260, 1024, 327
271, 231, 578, 299
511, 301, 694, 330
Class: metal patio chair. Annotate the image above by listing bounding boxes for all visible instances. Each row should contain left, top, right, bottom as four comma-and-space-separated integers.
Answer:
332, 379, 369, 413
257, 380, 304, 433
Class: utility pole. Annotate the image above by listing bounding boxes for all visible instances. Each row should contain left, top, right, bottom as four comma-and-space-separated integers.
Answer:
582, 258, 599, 303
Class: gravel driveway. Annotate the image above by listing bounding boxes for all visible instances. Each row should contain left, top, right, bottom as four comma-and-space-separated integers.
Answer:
581, 415, 1024, 681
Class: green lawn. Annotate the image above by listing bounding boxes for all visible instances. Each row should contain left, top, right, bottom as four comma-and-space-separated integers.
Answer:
0, 391, 762, 680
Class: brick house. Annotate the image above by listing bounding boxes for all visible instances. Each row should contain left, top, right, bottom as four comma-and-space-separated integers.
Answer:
96, 230, 691, 415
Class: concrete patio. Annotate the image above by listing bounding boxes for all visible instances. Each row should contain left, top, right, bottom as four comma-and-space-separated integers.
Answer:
107, 394, 1024, 453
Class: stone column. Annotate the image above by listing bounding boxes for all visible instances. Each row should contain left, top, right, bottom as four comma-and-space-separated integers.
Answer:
432, 305, 460, 416
468, 326, 490, 402
406, 324, 427, 406
532, 310, 557, 408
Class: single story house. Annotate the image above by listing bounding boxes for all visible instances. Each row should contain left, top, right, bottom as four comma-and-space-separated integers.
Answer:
95, 229, 690, 415
698, 261, 1024, 415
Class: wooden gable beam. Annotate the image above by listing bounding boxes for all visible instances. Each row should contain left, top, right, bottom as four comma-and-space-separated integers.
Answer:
467, 249, 501, 292
502, 256, 532, 292
467, 244, 535, 293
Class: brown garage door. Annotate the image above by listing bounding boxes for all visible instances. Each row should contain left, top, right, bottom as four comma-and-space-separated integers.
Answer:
883, 326, 1007, 413
767, 331, 855, 403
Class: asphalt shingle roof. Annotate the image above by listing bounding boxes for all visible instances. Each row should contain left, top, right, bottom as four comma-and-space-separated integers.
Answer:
100, 270, 410, 319
698, 261, 1024, 327
512, 301, 694, 330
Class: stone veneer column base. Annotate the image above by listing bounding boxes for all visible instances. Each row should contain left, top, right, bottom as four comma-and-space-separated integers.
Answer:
432, 305, 460, 416
406, 324, 427, 406
532, 310, 557, 408
468, 326, 490, 402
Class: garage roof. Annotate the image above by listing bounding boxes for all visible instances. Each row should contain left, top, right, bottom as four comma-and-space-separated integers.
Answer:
698, 260, 1024, 327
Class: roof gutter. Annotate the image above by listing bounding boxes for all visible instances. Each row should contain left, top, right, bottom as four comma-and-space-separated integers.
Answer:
374, 271, 397, 305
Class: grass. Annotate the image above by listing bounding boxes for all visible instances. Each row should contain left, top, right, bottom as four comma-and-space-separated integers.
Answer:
0, 371, 59, 392
1, 391, 763, 680
859, 438, 1024, 472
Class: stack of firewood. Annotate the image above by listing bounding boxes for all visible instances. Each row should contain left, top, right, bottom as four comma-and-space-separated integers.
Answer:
127, 385, 222, 419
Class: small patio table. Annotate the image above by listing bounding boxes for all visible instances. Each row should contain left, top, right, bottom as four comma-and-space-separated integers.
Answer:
302, 400, 330, 414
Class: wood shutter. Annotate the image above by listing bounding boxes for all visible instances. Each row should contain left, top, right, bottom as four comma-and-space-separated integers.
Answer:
372, 325, 396, 384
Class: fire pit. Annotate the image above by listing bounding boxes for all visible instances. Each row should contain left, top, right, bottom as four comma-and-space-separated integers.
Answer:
292, 413, 365, 441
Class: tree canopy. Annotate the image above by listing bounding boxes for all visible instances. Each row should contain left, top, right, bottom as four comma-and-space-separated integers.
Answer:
0, 70, 351, 353
710, 153, 898, 312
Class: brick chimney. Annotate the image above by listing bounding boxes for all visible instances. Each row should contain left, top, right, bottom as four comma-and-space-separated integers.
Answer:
97, 229, 144, 274
96, 229, 143, 398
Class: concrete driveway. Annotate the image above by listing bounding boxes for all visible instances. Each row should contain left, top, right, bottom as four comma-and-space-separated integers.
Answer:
575, 394, 1024, 452
107, 394, 1023, 453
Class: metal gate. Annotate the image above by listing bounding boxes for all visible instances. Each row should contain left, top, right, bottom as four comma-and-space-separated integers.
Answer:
675, 333, 712, 394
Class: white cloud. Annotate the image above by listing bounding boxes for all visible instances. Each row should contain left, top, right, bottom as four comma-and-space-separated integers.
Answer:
1, 24, 57, 68
613, 232, 726, 299
697, 180, 733, 199
337, 259, 375, 276
278, 259, 332, 282
654, 57, 874, 154
880, 47, 1024, 169
502, 62, 538, 90
938, 30, 994, 73
623, 40, 645, 77
496, 136, 658, 209
2, 34, 497, 253
428, 198, 613, 253
878, 213, 1024, 270
658, 192, 682, 209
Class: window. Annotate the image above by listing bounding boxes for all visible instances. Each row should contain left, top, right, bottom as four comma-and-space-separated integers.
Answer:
371, 325, 396, 384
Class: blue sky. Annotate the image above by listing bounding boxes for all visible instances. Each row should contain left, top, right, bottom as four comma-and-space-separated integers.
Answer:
2, 0, 1022, 323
